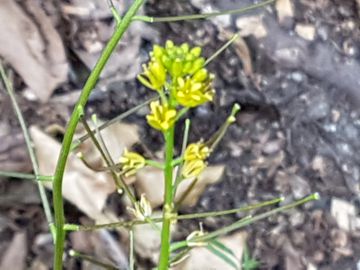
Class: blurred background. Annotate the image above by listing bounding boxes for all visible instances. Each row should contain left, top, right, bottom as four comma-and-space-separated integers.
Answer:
0, 0, 359, 269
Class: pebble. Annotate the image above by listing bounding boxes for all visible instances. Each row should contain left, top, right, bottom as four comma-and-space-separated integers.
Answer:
290, 71, 305, 82
295, 24, 316, 41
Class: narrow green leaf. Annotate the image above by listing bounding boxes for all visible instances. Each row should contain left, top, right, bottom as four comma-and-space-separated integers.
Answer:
207, 242, 239, 270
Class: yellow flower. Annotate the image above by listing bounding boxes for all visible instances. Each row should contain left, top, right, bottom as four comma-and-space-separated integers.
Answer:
137, 58, 166, 91
182, 159, 207, 178
119, 149, 145, 177
175, 70, 215, 108
146, 101, 177, 132
151, 41, 205, 78
184, 142, 211, 161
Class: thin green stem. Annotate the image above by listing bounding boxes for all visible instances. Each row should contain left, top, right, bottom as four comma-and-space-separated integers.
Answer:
69, 250, 118, 270
204, 33, 239, 66
129, 229, 135, 270
132, 0, 275, 23
71, 96, 157, 151
145, 159, 165, 170
52, 1, 144, 269
0, 63, 55, 237
171, 193, 319, 252
64, 197, 283, 231
80, 109, 136, 206
158, 127, 175, 270
0, 171, 53, 181
173, 119, 191, 197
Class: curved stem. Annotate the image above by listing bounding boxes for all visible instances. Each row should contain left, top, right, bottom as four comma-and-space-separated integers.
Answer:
52, 1, 144, 269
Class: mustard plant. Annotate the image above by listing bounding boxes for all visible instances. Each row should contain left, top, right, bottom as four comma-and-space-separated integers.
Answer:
0, 1, 320, 269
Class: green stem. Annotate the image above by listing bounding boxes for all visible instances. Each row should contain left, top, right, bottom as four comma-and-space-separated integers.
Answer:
145, 159, 165, 170
171, 193, 319, 252
0, 171, 53, 181
0, 63, 55, 238
132, 0, 275, 23
52, 1, 144, 269
173, 119, 191, 197
63, 196, 284, 231
158, 127, 175, 270
69, 250, 118, 270
71, 96, 157, 151
204, 33, 239, 66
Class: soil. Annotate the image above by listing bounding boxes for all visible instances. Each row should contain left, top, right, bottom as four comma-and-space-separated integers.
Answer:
0, 0, 360, 269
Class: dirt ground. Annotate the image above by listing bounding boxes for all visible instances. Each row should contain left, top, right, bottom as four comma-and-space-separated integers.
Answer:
0, 0, 360, 269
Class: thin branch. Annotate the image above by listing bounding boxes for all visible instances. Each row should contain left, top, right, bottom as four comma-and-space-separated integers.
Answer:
132, 0, 275, 23
0, 62, 55, 237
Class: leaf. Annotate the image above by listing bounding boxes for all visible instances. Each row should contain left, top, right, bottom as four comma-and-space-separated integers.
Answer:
30, 122, 140, 222
210, 239, 237, 258
0, 0, 68, 102
207, 242, 239, 270
172, 231, 247, 270
0, 232, 27, 270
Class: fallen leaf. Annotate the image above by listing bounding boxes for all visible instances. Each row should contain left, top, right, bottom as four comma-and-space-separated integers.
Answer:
172, 231, 247, 270
135, 165, 224, 208
0, 0, 68, 102
30, 122, 140, 222
0, 232, 27, 270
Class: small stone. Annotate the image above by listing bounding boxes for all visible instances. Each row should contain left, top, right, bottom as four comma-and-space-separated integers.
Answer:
331, 110, 341, 122
331, 198, 356, 231
295, 24, 316, 41
236, 15, 267, 38
263, 140, 283, 155
289, 211, 305, 227
276, 0, 294, 23
307, 263, 317, 270
331, 229, 348, 247
290, 71, 305, 82
290, 175, 311, 199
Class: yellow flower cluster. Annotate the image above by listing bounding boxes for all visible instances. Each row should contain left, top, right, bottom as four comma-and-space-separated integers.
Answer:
146, 101, 177, 132
137, 41, 216, 132
119, 149, 146, 177
182, 142, 211, 178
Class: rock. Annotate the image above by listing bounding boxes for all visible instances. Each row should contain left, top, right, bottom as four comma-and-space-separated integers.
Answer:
331, 198, 356, 231
295, 24, 316, 41
276, 0, 294, 23
289, 174, 311, 199
235, 15, 267, 38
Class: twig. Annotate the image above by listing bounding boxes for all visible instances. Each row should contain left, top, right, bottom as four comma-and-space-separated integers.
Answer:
0, 63, 55, 238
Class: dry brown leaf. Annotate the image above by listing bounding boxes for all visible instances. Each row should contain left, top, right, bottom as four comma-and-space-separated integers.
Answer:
0, 232, 27, 270
30, 122, 140, 222
0, 0, 68, 102
135, 165, 224, 209
172, 231, 247, 270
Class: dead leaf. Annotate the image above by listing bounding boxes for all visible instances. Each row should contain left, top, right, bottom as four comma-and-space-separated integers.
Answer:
30, 122, 140, 222
0, 0, 68, 102
135, 165, 224, 209
0, 232, 27, 270
172, 231, 247, 270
